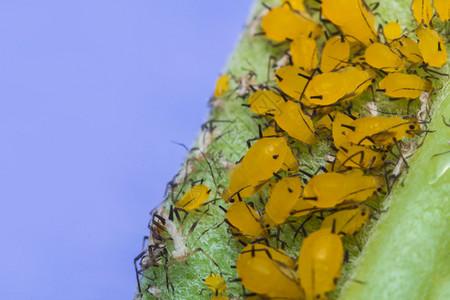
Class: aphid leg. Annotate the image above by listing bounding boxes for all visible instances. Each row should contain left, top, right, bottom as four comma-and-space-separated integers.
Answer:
393, 137, 409, 169
340, 150, 365, 169
356, 135, 376, 146
364, 155, 377, 171
443, 116, 450, 127
344, 249, 350, 263
267, 55, 277, 80
169, 206, 184, 225
293, 215, 313, 241
314, 165, 329, 175
420, 64, 449, 78
191, 220, 225, 250
191, 248, 223, 277
406, 99, 414, 115
370, 2, 380, 10
275, 227, 282, 249
134, 250, 146, 294
432, 150, 450, 158
185, 207, 210, 242
298, 169, 314, 178
163, 260, 175, 294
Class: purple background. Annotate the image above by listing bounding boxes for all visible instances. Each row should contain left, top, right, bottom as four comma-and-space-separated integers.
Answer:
0, 1, 253, 299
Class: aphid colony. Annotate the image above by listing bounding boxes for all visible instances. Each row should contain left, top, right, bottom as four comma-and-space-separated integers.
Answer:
136, 0, 448, 299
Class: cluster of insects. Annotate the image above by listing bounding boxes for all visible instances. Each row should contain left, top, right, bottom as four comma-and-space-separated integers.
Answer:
135, 0, 448, 299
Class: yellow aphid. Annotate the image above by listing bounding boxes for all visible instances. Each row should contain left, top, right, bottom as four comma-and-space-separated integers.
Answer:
434, 0, 450, 22
390, 37, 423, 64
332, 112, 357, 148
320, 36, 350, 72
226, 201, 266, 238
261, 4, 322, 42
247, 90, 316, 144
237, 245, 304, 299
263, 177, 303, 226
298, 228, 344, 300
411, 0, 434, 25
275, 65, 311, 100
241, 137, 290, 182
213, 75, 229, 98
290, 35, 318, 73
345, 116, 421, 146
337, 142, 387, 169
384, 21, 402, 41
273, 100, 318, 145
204, 272, 226, 295
303, 171, 381, 208
416, 26, 447, 67
282, 0, 306, 11
222, 137, 293, 201
175, 184, 211, 211
305, 67, 373, 106
321, 0, 377, 46
321, 204, 370, 236
248, 90, 284, 117
365, 42, 405, 72
237, 243, 297, 270
378, 72, 432, 99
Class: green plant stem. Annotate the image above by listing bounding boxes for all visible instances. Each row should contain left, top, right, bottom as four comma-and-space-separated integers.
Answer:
137, 1, 450, 299
340, 75, 450, 300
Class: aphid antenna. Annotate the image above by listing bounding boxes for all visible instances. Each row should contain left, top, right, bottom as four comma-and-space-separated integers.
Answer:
171, 160, 197, 202
190, 220, 225, 252
197, 150, 219, 195
337, 184, 383, 204
419, 64, 450, 78
298, 68, 317, 101
202, 197, 223, 207
201, 119, 233, 132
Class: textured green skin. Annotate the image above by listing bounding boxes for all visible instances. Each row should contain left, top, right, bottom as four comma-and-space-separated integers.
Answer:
137, 1, 450, 299
340, 66, 450, 300
338, 0, 450, 299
